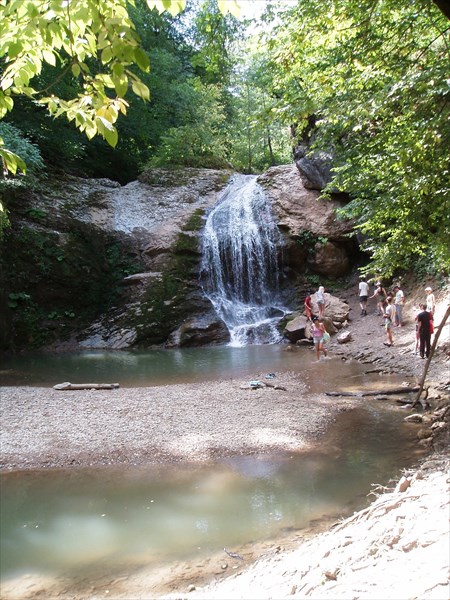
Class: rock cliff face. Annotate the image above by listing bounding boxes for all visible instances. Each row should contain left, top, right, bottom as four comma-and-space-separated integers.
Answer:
258, 165, 357, 280
1, 165, 359, 352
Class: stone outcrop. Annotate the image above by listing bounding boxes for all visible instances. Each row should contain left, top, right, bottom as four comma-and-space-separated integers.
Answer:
166, 313, 230, 347
3, 164, 359, 352
2, 168, 232, 351
307, 241, 350, 278
29, 168, 231, 272
293, 144, 333, 190
258, 165, 356, 280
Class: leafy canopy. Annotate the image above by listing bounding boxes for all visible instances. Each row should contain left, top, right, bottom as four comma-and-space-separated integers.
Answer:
0, 0, 239, 173
266, 0, 450, 277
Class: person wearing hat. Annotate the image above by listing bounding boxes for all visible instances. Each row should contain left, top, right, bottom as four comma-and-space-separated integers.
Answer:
425, 286, 435, 315
370, 282, 387, 316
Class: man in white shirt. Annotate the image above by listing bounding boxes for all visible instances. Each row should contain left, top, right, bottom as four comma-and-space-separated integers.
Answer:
394, 285, 405, 326
358, 277, 370, 316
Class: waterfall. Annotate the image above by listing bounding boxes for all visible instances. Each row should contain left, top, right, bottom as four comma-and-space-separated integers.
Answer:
200, 174, 287, 346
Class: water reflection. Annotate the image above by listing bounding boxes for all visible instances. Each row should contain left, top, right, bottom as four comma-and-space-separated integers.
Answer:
0, 404, 420, 584
0, 345, 409, 389
0, 346, 301, 387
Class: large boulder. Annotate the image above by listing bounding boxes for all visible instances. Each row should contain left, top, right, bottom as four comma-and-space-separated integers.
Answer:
258, 165, 353, 240
293, 144, 333, 190
166, 313, 230, 347
310, 292, 350, 323
284, 315, 309, 342
283, 293, 348, 342
258, 166, 355, 279
307, 241, 350, 278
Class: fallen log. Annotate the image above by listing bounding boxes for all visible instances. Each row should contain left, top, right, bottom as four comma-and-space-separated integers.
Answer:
262, 381, 288, 391
325, 386, 419, 397
53, 382, 120, 390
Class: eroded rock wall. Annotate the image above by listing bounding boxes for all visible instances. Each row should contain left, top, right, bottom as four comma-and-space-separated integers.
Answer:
258, 165, 357, 281
2, 165, 359, 352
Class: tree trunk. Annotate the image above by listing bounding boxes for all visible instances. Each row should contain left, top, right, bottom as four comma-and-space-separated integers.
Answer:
433, 0, 450, 20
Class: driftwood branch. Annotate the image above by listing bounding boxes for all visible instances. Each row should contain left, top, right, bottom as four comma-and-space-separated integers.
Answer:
412, 304, 450, 409
326, 387, 419, 398
53, 382, 120, 390
263, 381, 288, 391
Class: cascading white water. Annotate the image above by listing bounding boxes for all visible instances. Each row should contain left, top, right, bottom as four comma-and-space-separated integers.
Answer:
200, 174, 287, 346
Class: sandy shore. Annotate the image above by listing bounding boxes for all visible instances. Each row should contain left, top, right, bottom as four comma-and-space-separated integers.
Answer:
0, 373, 361, 472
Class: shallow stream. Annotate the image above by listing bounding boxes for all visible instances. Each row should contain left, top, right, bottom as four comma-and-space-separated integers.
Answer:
0, 345, 422, 593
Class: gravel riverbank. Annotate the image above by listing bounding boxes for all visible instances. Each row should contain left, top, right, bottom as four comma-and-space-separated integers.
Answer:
0, 374, 359, 472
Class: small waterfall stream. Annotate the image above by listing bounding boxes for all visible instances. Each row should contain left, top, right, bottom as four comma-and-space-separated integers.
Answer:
200, 174, 287, 346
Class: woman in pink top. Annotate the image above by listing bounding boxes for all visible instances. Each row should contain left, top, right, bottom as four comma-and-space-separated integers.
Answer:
312, 317, 328, 360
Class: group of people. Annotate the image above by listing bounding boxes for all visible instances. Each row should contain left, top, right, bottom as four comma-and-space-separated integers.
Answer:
303, 280, 437, 362
358, 279, 405, 326
358, 277, 436, 357
359, 279, 406, 347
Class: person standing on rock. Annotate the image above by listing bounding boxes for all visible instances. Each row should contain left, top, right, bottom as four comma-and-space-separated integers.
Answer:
316, 286, 325, 318
304, 291, 313, 320
393, 285, 405, 327
416, 303, 432, 359
383, 296, 396, 346
370, 282, 387, 316
425, 286, 436, 316
358, 277, 370, 316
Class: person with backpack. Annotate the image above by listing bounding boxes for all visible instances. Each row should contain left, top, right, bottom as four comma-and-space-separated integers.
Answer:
370, 282, 387, 316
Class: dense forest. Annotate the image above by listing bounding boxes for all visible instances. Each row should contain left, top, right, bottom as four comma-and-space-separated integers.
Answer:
1, 0, 449, 278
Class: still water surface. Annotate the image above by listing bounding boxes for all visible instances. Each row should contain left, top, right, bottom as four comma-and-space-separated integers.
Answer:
0, 345, 420, 587
2, 344, 331, 387
1, 406, 419, 583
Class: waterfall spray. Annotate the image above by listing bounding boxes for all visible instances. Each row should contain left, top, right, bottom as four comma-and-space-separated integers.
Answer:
200, 175, 287, 346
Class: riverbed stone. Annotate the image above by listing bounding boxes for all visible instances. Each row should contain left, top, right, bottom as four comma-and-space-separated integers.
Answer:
284, 315, 309, 342
337, 331, 352, 344
404, 414, 423, 423
166, 313, 230, 347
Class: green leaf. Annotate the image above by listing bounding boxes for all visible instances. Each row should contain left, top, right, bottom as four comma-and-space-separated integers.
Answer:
42, 49, 56, 66
0, 147, 27, 175
134, 47, 150, 72
131, 78, 150, 101
96, 117, 119, 147
7, 40, 23, 59
101, 46, 113, 64
71, 63, 81, 77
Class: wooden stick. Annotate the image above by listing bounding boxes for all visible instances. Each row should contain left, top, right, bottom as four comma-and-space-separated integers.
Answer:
53, 382, 120, 390
326, 386, 419, 397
